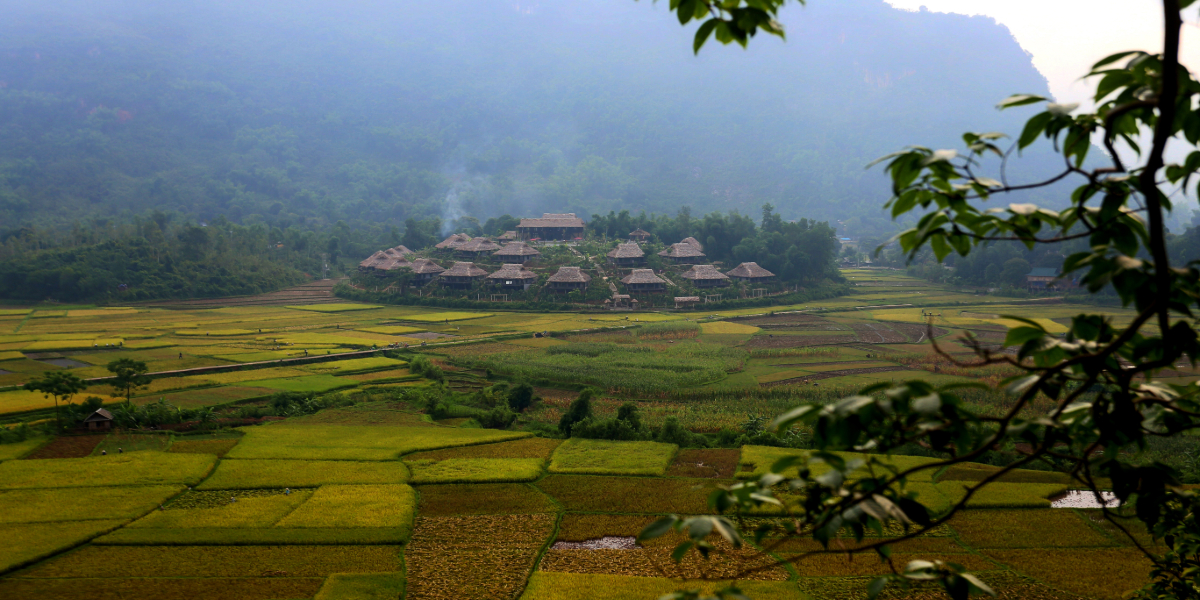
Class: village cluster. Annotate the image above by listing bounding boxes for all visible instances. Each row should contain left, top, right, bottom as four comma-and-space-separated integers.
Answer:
356, 214, 779, 308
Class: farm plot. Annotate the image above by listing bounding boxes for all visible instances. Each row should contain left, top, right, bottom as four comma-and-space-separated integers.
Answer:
405, 437, 561, 461
0, 453, 216, 489
0, 520, 129, 574
548, 439, 676, 476
197, 459, 409, 489
274, 484, 416, 530
540, 536, 789, 581
126, 490, 313, 529
416, 483, 558, 516
521, 573, 803, 600
404, 514, 554, 600
16, 544, 401, 578
537, 475, 723, 514
0, 485, 182, 523
406, 458, 545, 483
225, 425, 530, 460
0, 437, 46, 461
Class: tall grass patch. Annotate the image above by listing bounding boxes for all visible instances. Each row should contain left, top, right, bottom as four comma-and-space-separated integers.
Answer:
549, 439, 676, 476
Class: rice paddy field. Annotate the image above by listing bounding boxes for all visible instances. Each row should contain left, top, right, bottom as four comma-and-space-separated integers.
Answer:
0, 270, 1170, 599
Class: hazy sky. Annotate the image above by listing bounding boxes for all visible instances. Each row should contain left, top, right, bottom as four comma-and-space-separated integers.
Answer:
886, 1, 1200, 107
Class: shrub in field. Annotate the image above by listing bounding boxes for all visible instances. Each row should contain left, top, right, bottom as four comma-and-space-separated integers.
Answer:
406, 458, 544, 484
408, 355, 445, 383
314, 572, 405, 600
548, 438, 676, 476
0, 453, 216, 489
537, 475, 721, 514
558, 388, 595, 434
198, 459, 408, 489
520, 573, 803, 600
0, 520, 128, 575
415, 483, 557, 516
127, 491, 312, 529
225, 425, 529, 460
0, 485, 182, 524
275, 484, 416, 531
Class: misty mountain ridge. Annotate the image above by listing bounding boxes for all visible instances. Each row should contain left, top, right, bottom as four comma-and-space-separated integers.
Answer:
0, 0, 1063, 237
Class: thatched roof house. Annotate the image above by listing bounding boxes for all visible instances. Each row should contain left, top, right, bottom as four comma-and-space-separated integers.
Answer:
675, 296, 701, 308
456, 237, 502, 257
621, 269, 667, 293
547, 266, 592, 291
83, 408, 113, 431
658, 242, 706, 264
358, 246, 415, 272
680, 236, 703, 251
680, 264, 730, 288
517, 213, 585, 240
628, 228, 651, 242
499, 231, 518, 241
439, 262, 489, 288
435, 233, 472, 249
606, 242, 645, 266
725, 262, 776, 282
487, 263, 538, 289
493, 241, 541, 264
407, 258, 446, 283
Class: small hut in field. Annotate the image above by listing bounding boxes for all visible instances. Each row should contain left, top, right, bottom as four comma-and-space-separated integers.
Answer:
456, 237, 502, 258
547, 266, 591, 291
409, 258, 446, 284
680, 264, 730, 288
487, 264, 538, 290
492, 241, 541, 264
435, 233, 472, 250
439, 262, 489, 288
607, 242, 645, 267
628, 228, 651, 242
725, 262, 776, 282
83, 408, 113, 432
621, 269, 667, 293
658, 242, 706, 264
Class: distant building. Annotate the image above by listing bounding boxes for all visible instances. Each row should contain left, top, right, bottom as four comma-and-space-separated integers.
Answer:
547, 266, 592, 291
408, 259, 446, 285
1027, 267, 1064, 290
499, 231, 518, 241
358, 246, 414, 273
621, 269, 667, 293
674, 296, 701, 309
725, 262, 776, 283
492, 241, 541, 264
607, 242, 645, 266
517, 213, 585, 240
679, 264, 730, 288
439, 262, 488, 288
680, 236, 703, 252
658, 242, 706, 264
83, 408, 113, 432
456, 237, 502, 258
487, 264, 538, 290
628, 228, 652, 242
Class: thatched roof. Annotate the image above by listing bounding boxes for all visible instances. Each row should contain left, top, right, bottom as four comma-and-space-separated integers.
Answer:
435, 233, 472, 249
493, 241, 541, 257
390, 245, 414, 256
680, 264, 729, 281
621, 269, 666, 285
441, 262, 489, 278
359, 250, 387, 268
360, 249, 411, 271
629, 228, 651, 237
409, 258, 446, 275
84, 408, 113, 422
499, 231, 518, 241
607, 242, 644, 259
548, 266, 592, 283
487, 263, 537, 281
458, 238, 501, 253
675, 296, 700, 302
658, 243, 706, 258
725, 262, 775, 278
518, 213, 586, 228
680, 236, 703, 251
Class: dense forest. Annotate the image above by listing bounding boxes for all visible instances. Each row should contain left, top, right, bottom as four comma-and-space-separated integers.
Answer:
0, 0, 1085, 243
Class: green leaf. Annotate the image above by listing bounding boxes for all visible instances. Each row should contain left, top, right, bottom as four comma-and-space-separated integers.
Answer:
1091, 50, 1142, 70
638, 516, 679, 542
867, 577, 888, 599
1003, 326, 1045, 347
671, 541, 694, 562
1018, 112, 1054, 149
997, 94, 1047, 109
693, 19, 718, 54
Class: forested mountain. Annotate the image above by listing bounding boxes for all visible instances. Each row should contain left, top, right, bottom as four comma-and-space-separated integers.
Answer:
0, 0, 1063, 240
